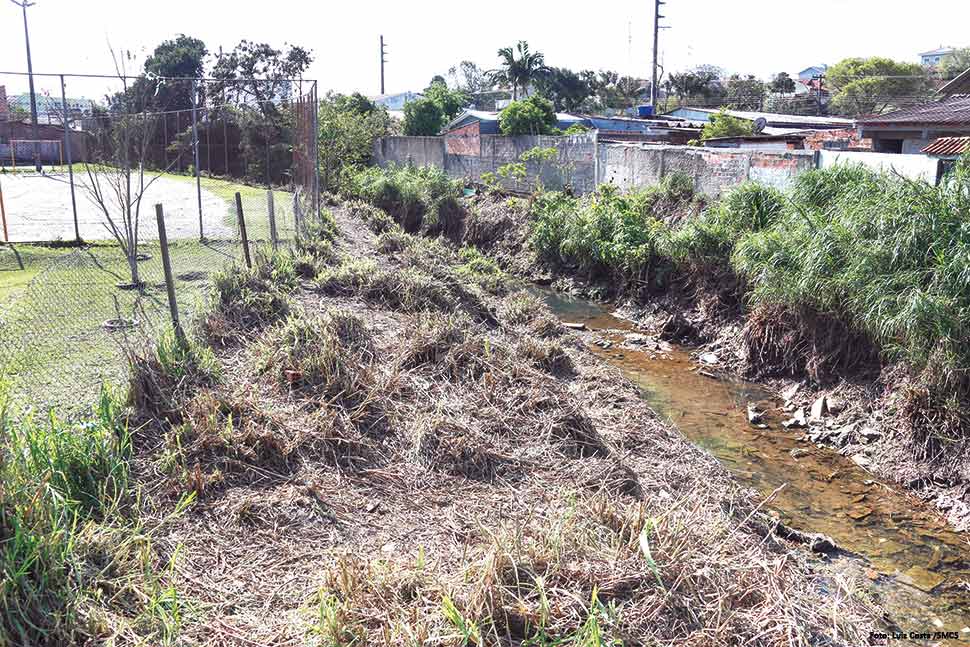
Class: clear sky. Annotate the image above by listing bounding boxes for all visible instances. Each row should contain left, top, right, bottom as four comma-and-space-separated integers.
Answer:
1, 0, 968, 101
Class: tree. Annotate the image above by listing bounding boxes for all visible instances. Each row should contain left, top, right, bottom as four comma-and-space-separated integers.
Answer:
489, 41, 548, 101
768, 72, 796, 94
109, 35, 208, 114
403, 98, 444, 136
423, 81, 469, 121
827, 57, 931, 116
499, 95, 557, 136
318, 93, 393, 190
210, 40, 313, 183
667, 65, 724, 106
80, 48, 186, 286
724, 74, 765, 111
940, 48, 970, 81
534, 67, 592, 112
448, 61, 492, 95
700, 109, 754, 141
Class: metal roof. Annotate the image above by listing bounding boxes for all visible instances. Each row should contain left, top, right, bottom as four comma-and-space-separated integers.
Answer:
669, 106, 852, 127
939, 67, 970, 97
919, 46, 955, 57
443, 109, 583, 132
922, 136, 970, 156
858, 95, 970, 126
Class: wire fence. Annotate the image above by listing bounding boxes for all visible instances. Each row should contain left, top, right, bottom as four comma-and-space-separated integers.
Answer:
0, 71, 319, 416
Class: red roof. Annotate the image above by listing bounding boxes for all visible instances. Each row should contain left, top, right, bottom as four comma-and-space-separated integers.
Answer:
858, 95, 970, 126
922, 136, 970, 156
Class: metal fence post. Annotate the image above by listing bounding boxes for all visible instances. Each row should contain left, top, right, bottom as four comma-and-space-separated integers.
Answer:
267, 190, 278, 251
292, 192, 303, 240
60, 75, 80, 243
311, 81, 320, 221
235, 192, 252, 269
191, 79, 204, 240
0, 177, 8, 243
155, 204, 186, 345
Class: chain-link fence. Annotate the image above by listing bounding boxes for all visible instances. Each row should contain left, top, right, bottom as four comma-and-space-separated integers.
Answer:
0, 71, 319, 416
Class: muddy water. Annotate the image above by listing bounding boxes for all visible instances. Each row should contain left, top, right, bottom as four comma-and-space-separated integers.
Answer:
536, 289, 970, 643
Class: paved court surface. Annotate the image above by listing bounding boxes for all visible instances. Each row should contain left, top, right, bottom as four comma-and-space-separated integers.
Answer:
0, 173, 233, 242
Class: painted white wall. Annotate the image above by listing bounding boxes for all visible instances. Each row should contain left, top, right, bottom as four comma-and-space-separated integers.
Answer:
818, 150, 940, 183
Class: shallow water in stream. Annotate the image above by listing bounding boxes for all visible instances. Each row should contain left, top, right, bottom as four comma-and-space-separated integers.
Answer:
535, 289, 970, 645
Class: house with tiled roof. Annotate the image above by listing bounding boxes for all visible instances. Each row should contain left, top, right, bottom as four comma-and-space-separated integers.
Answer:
857, 70, 970, 154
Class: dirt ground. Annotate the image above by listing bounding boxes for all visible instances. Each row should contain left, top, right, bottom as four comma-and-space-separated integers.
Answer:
0, 172, 232, 242
123, 203, 880, 645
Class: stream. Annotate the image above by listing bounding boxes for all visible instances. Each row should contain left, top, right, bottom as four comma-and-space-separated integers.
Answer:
535, 288, 970, 644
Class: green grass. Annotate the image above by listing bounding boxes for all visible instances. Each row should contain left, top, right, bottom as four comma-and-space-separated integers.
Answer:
0, 240, 242, 414
344, 164, 462, 232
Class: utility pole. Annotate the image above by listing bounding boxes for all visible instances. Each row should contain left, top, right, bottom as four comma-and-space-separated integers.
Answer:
11, 0, 41, 172
651, 0, 668, 110
380, 35, 388, 95
813, 73, 825, 116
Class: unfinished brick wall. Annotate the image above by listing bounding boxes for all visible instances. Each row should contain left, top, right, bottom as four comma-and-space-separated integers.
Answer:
802, 128, 872, 151
444, 122, 480, 156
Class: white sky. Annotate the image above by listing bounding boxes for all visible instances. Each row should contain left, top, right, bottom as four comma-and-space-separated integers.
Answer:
2, 0, 969, 101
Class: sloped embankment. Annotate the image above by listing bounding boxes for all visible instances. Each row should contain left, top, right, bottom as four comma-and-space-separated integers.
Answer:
122, 200, 881, 644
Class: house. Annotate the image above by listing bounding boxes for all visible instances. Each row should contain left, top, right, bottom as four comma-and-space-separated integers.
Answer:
703, 128, 870, 152
370, 91, 423, 112
0, 120, 90, 164
922, 136, 970, 178
857, 95, 970, 153
9, 93, 95, 127
442, 109, 585, 136
798, 65, 827, 82
919, 46, 955, 67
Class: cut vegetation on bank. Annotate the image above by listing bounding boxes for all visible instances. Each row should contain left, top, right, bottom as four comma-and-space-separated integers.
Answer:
340, 157, 970, 530
1, 195, 882, 644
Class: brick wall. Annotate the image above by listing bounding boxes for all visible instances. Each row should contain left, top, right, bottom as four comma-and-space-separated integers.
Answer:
802, 128, 872, 151
0, 86, 7, 122
375, 134, 818, 196
444, 122, 480, 156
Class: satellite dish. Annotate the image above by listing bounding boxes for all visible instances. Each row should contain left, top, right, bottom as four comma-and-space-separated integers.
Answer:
753, 117, 768, 134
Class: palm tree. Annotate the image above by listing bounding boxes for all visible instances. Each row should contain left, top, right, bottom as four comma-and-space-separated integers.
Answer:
489, 41, 548, 101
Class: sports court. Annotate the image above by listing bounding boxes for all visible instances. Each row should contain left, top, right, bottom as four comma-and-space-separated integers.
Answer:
0, 171, 233, 242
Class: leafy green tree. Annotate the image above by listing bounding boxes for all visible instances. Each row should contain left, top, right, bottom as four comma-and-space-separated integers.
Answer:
827, 57, 930, 116
768, 72, 796, 94
109, 35, 208, 114
489, 41, 548, 101
724, 74, 765, 110
534, 67, 592, 112
403, 98, 444, 135
499, 95, 557, 136
667, 65, 724, 106
448, 61, 492, 95
700, 109, 754, 141
940, 48, 970, 81
318, 93, 393, 190
211, 40, 313, 110
424, 81, 469, 121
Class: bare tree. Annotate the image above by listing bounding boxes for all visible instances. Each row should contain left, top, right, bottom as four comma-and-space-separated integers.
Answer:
77, 47, 188, 287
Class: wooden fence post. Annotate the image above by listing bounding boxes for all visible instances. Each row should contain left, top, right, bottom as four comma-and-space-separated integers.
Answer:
267, 190, 278, 251
155, 204, 186, 345
235, 192, 252, 269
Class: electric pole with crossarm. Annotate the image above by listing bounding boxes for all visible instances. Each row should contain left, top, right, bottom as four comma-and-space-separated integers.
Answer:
10, 0, 42, 172
651, 0, 669, 110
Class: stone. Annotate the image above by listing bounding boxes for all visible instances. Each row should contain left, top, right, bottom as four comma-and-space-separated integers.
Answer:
563, 322, 586, 331
897, 566, 946, 593
852, 454, 873, 469
790, 448, 810, 459
810, 395, 828, 422
827, 397, 845, 414
699, 352, 719, 365
847, 506, 873, 520
625, 333, 650, 345
781, 383, 801, 401
782, 407, 808, 429
747, 404, 765, 425
859, 427, 883, 443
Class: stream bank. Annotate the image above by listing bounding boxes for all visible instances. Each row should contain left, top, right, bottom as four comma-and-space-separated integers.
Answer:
534, 287, 970, 643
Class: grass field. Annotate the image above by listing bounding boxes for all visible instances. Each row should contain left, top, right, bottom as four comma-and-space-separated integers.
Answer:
0, 171, 303, 415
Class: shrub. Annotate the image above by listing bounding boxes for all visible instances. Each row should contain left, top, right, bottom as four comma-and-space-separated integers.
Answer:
499, 96, 558, 136
346, 165, 462, 232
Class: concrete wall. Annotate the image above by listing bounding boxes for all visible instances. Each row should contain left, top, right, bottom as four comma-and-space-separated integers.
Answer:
818, 150, 941, 183
375, 133, 597, 193
374, 134, 948, 197
598, 143, 816, 195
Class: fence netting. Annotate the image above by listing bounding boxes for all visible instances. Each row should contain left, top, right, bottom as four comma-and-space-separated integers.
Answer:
0, 72, 319, 416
